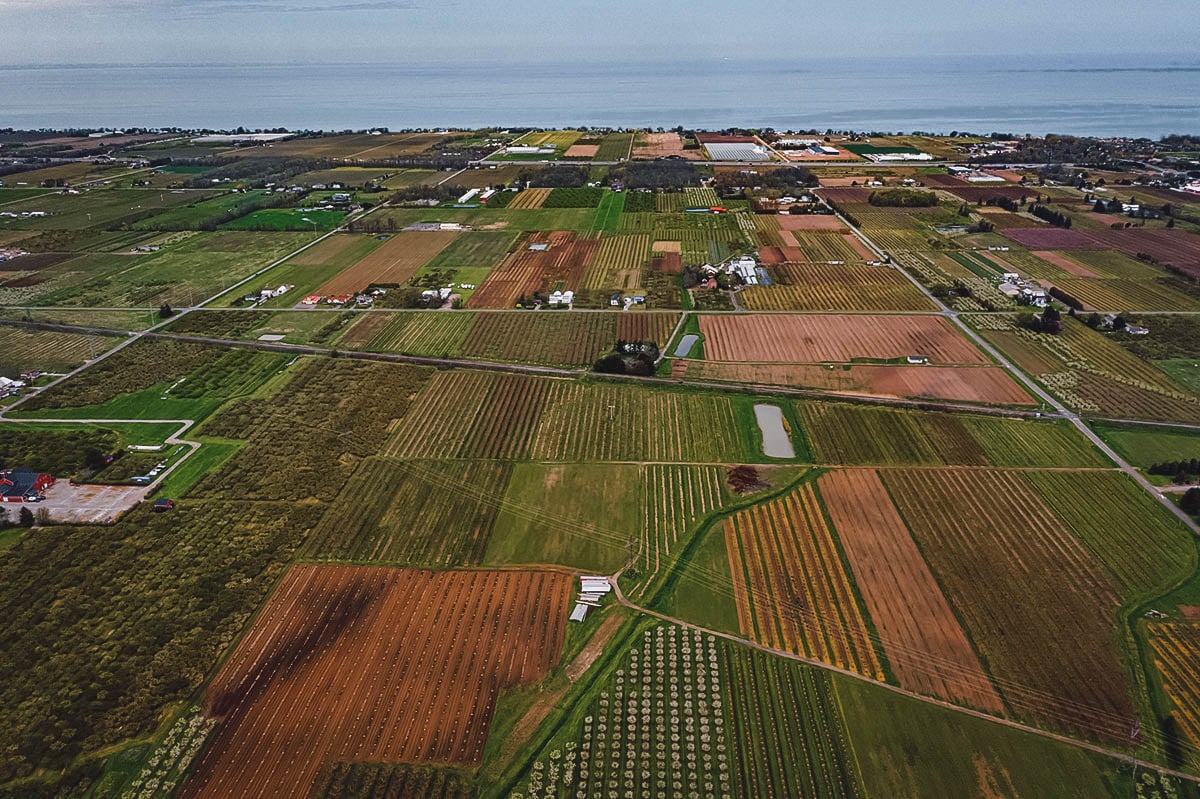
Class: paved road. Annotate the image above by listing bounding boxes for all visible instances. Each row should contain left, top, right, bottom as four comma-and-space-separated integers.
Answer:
0, 417, 201, 494
830, 204, 1200, 535
605, 572, 1200, 786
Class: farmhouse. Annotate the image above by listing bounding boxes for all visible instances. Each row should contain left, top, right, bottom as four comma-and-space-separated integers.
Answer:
1020, 287, 1049, 307
0, 468, 54, 502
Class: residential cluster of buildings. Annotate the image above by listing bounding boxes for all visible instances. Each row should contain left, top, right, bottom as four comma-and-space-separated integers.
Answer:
242, 284, 293, 304
996, 271, 1049, 307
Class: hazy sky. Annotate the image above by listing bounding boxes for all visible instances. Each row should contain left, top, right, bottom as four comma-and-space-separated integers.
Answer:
1, 0, 1196, 65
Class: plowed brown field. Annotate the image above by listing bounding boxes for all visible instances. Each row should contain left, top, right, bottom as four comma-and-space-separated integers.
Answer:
684, 361, 1032, 405
467, 232, 598, 308
698, 314, 988, 364
317, 230, 458, 295
819, 470, 1003, 711
183, 565, 570, 799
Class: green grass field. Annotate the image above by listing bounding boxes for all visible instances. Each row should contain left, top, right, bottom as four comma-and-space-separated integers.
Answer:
155, 438, 244, 498
31, 231, 313, 308
1094, 421, 1200, 470
220, 207, 346, 232
130, 190, 271, 230
485, 463, 641, 572
837, 673, 1140, 797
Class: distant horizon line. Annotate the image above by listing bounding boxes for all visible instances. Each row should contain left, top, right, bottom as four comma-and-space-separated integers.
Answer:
1, 52, 1197, 70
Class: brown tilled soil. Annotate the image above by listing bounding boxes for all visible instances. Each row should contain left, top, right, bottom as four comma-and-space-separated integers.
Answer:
316, 230, 457, 295
698, 314, 989, 365
820, 469, 1005, 712
183, 565, 571, 799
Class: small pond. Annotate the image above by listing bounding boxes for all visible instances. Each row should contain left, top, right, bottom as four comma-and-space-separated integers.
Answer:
673, 334, 700, 357
753, 404, 795, 458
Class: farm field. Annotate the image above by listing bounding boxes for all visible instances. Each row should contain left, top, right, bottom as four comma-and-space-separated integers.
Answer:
741, 261, 937, 311
458, 312, 616, 367
530, 380, 761, 462
0, 187, 207, 230
183, 565, 570, 798
10, 231, 311, 307
682, 360, 1035, 405
724, 480, 884, 677
385, 370, 551, 460
317, 229, 458, 295
245, 233, 384, 307
973, 316, 1200, 424
799, 401, 1108, 466
698, 313, 989, 364
356, 310, 475, 356
0, 325, 116, 375
628, 464, 729, 600
836, 673, 1148, 798
1149, 623, 1200, 764
467, 232, 599, 308
819, 469, 1003, 711
880, 468, 1139, 743
486, 463, 641, 572
305, 458, 512, 565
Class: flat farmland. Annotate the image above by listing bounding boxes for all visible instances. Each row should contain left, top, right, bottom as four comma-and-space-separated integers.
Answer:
723, 649, 864, 799
777, 214, 853, 232
252, 233, 383, 307
459, 312, 615, 367
0, 187, 206, 230
1051, 276, 1200, 312
359, 311, 474, 356
385, 370, 551, 460
530, 381, 757, 462
305, 458, 512, 566
424, 229, 519, 270
686, 361, 1033, 405
616, 311, 677, 345
183, 565, 570, 798
41, 231, 312, 307
1024, 470, 1194, 597
820, 469, 1003, 711
317, 230, 458, 295
467, 232, 599, 308
752, 215, 787, 247
0, 326, 115, 374
798, 402, 1107, 467
585, 234, 651, 290
724, 481, 884, 677
974, 316, 1200, 423
507, 188, 552, 210
698, 314, 988, 364
881, 469, 1136, 743
792, 230, 873, 262
486, 463, 641, 572
742, 262, 937, 311
594, 132, 634, 160
632, 132, 701, 159
629, 464, 727, 600
1149, 623, 1200, 763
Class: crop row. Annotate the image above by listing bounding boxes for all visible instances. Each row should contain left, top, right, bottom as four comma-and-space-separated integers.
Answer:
725, 482, 883, 677
882, 468, 1137, 744
305, 458, 512, 566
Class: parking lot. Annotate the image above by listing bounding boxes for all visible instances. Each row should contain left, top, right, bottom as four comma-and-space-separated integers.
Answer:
37, 481, 149, 524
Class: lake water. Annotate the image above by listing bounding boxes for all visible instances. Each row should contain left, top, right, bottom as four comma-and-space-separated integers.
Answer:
1, 55, 1198, 136
753, 404, 795, 459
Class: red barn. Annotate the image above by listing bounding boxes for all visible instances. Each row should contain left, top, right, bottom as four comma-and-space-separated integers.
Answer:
0, 468, 54, 502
